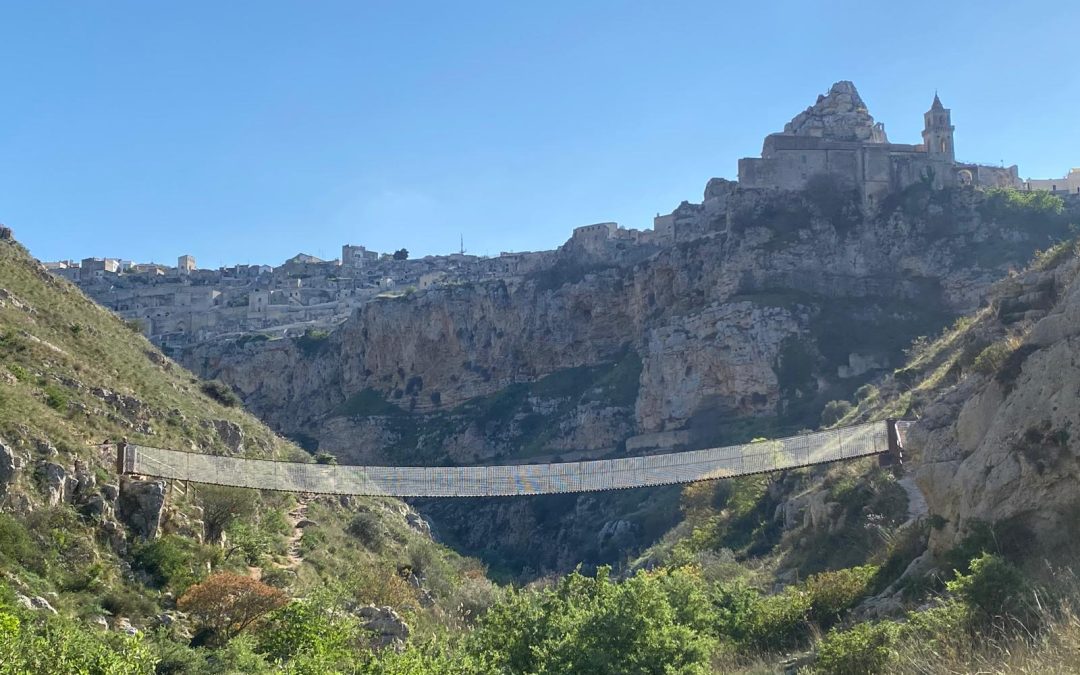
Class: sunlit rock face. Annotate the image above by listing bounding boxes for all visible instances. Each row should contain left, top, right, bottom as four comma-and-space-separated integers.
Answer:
181, 184, 1066, 575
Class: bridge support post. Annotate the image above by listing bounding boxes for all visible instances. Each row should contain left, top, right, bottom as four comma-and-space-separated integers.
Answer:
115, 442, 131, 475
879, 419, 904, 467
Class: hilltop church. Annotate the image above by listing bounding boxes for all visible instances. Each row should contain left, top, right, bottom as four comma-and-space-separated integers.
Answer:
737, 81, 1021, 200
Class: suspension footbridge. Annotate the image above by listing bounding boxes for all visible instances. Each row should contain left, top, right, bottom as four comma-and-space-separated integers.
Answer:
115, 419, 906, 497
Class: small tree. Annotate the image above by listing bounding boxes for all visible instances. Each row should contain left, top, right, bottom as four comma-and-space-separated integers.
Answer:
178, 572, 288, 643
198, 484, 258, 544
393, 248, 409, 261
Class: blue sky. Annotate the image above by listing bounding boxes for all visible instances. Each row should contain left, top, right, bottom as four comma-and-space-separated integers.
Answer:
2, 1, 1077, 268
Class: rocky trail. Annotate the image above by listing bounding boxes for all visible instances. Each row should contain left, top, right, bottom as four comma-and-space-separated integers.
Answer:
897, 475, 929, 525
282, 494, 313, 569
246, 493, 311, 580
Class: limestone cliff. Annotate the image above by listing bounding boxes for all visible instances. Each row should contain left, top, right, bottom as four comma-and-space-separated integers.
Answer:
180, 183, 1076, 574
904, 242, 1080, 562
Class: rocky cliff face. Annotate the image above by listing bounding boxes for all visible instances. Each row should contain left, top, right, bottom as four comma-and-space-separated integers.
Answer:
906, 245, 1080, 562
181, 183, 1073, 575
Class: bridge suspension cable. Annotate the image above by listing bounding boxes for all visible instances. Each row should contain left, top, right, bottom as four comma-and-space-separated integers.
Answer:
117, 420, 904, 497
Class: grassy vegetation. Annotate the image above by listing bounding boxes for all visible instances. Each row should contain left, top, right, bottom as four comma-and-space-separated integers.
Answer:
0, 238, 491, 671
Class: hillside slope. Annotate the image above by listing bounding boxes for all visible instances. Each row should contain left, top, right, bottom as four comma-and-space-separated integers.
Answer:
0, 233, 486, 670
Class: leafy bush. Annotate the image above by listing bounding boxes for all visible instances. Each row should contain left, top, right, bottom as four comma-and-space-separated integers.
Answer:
1033, 238, 1078, 270
200, 379, 241, 407
295, 328, 331, 357
132, 534, 204, 590
0, 513, 43, 573
347, 511, 386, 551
946, 553, 1030, 626
449, 573, 503, 622
348, 565, 419, 611
257, 593, 360, 666
814, 620, 899, 675
0, 608, 156, 675
469, 567, 715, 675
100, 586, 158, 619
980, 187, 1065, 226
973, 339, 1014, 375
821, 400, 853, 427
178, 572, 289, 644
803, 565, 879, 627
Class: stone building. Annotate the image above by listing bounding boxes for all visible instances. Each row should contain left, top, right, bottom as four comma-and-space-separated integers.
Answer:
737, 81, 1020, 200
177, 255, 196, 276
1024, 169, 1080, 195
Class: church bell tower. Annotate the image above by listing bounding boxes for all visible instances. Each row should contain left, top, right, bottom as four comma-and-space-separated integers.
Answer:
922, 93, 955, 163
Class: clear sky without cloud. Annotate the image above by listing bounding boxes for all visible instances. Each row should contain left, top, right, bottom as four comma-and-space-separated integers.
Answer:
2, 1, 1077, 268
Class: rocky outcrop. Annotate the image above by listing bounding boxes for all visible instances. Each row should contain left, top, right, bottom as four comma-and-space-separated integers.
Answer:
211, 419, 245, 453
355, 605, 410, 650
907, 255, 1080, 559
40, 462, 74, 506
0, 439, 18, 497
636, 302, 806, 432
783, 80, 887, 143
117, 477, 166, 540
16, 593, 58, 614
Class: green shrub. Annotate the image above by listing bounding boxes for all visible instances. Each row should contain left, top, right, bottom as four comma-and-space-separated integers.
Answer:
198, 484, 258, 543
295, 329, 331, 357
1033, 238, 1077, 270
257, 593, 360, 666
200, 379, 241, 407
821, 400, 853, 427
347, 511, 385, 551
804, 565, 879, 627
43, 384, 69, 410
946, 553, 1030, 626
814, 620, 899, 675
314, 451, 338, 465
0, 608, 156, 675
972, 340, 1012, 375
469, 567, 715, 674
0, 514, 43, 573
7, 364, 29, 382
132, 535, 203, 590
100, 586, 157, 619
853, 384, 878, 402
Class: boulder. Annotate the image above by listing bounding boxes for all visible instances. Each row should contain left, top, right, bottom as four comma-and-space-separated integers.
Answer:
597, 519, 637, 548
212, 419, 245, 453
100, 518, 127, 552
101, 483, 120, 502
117, 477, 166, 540
356, 605, 410, 650
405, 512, 431, 539
113, 617, 139, 635
40, 462, 69, 506
16, 594, 58, 614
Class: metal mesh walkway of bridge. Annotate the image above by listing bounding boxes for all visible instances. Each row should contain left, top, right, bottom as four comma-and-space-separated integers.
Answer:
118, 420, 904, 497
